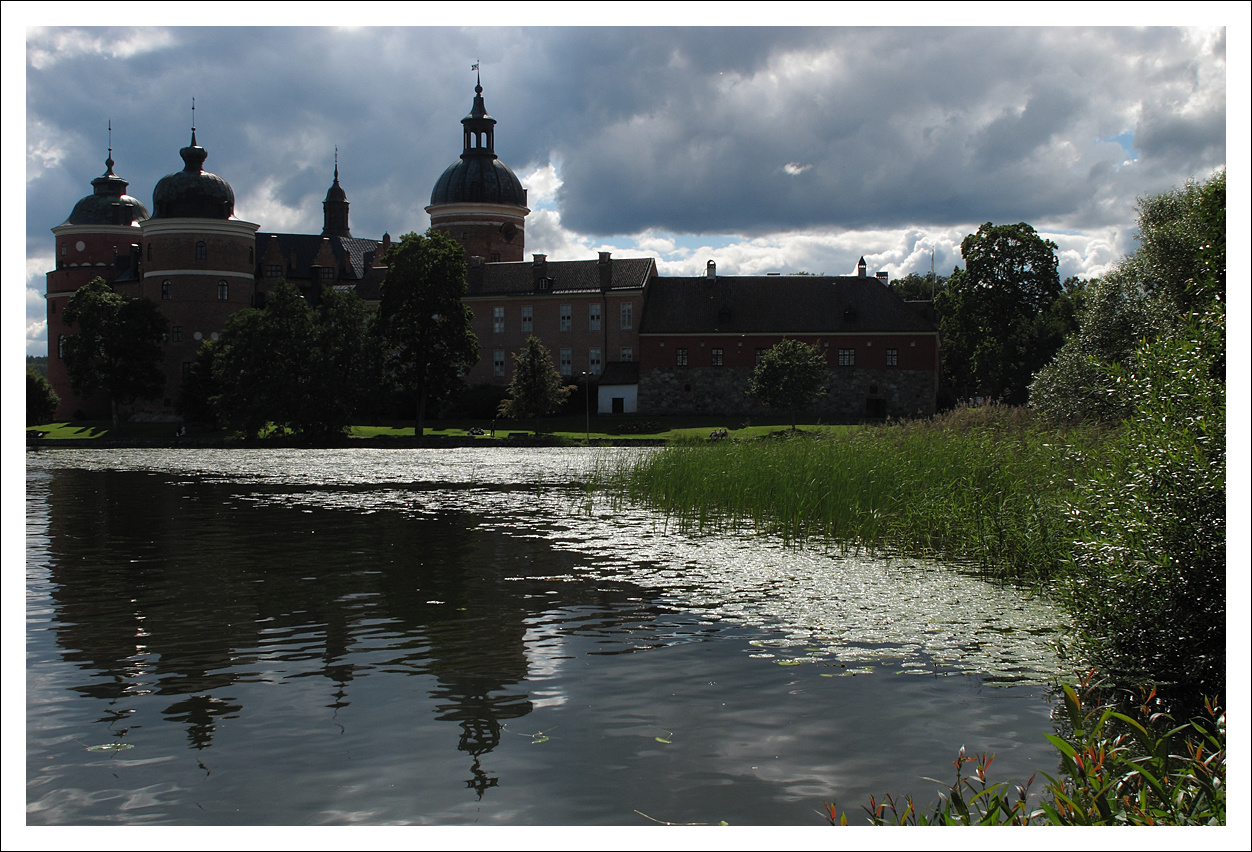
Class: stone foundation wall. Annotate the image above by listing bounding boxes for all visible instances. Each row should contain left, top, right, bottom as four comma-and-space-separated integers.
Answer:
638, 366, 936, 419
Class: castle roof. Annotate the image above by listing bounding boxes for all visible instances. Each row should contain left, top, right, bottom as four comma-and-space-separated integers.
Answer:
59, 152, 149, 227
429, 76, 527, 209
639, 276, 938, 335
466, 256, 657, 296
151, 128, 236, 220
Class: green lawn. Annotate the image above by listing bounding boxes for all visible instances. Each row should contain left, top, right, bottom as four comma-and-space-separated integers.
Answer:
28, 416, 860, 444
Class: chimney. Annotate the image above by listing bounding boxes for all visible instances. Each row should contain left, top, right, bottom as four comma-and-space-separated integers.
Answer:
706, 259, 716, 279
598, 251, 612, 290
876, 270, 889, 285
532, 253, 548, 286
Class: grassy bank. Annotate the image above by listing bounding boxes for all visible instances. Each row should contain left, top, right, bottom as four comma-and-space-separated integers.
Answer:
595, 405, 1112, 581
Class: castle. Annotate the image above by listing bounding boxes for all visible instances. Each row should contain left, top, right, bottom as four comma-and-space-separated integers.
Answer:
45, 78, 939, 422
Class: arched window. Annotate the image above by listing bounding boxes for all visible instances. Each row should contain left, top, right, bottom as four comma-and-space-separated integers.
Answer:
217, 280, 229, 301
161, 280, 172, 300
147, 243, 152, 262
196, 241, 207, 261
58, 335, 67, 359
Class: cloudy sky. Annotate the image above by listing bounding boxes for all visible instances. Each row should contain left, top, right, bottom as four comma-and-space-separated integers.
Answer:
12, 11, 1241, 358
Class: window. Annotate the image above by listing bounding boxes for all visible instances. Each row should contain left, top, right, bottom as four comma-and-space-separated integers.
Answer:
838, 348, 855, 366
560, 304, 572, 332
217, 281, 229, 301
146, 243, 152, 261
676, 348, 688, 366
620, 302, 633, 330
172, 325, 183, 343
320, 267, 334, 281
521, 305, 533, 333
196, 241, 207, 261
620, 347, 633, 362
162, 280, 172, 300
493, 306, 505, 333
58, 335, 67, 359
711, 347, 724, 366
755, 348, 765, 365
249, 247, 254, 264
50, 300, 56, 314
589, 347, 601, 375
589, 303, 601, 331
265, 264, 282, 278
493, 349, 505, 377
886, 348, 898, 366
490, 252, 501, 263
560, 348, 572, 376
61, 244, 67, 256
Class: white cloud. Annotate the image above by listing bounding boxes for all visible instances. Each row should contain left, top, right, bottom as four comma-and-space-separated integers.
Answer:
518, 161, 562, 207
782, 163, 811, 176
26, 27, 176, 70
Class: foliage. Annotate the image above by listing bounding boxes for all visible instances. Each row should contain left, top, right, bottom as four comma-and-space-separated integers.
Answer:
1030, 170, 1225, 425
596, 404, 1110, 579
177, 340, 220, 427
825, 675, 1225, 825
26, 355, 49, 379
937, 223, 1070, 404
497, 335, 573, 420
1061, 308, 1225, 696
61, 277, 167, 427
27, 368, 60, 425
378, 229, 479, 436
747, 339, 829, 430
210, 281, 374, 439
889, 271, 947, 302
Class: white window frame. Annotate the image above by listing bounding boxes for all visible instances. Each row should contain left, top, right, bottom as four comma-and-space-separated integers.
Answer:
560, 304, 572, 332
493, 306, 505, 334
589, 303, 601, 331
620, 302, 633, 330
560, 348, 572, 376
589, 347, 601, 375
521, 305, 533, 333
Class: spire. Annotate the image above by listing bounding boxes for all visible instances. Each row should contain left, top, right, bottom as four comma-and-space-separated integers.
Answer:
322, 147, 350, 237
179, 97, 208, 173
461, 66, 497, 160
105, 119, 115, 176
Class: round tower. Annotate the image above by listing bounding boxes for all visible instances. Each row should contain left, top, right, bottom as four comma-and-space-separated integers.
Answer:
427, 73, 529, 262
46, 141, 149, 418
322, 150, 351, 238
139, 120, 259, 414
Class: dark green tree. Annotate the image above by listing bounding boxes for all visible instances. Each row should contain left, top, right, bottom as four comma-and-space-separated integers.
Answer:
27, 368, 60, 425
497, 335, 573, 420
61, 276, 166, 428
936, 223, 1064, 404
747, 338, 828, 430
378, 229, 479, 436
890, 271, 948, 302
209, 280, 373, 439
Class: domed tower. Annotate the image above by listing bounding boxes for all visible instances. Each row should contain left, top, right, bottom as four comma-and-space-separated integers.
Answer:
139, 117, 259, 414
46, 138, 150, 418
322, 151, 351, 238
427, 73, 529, 262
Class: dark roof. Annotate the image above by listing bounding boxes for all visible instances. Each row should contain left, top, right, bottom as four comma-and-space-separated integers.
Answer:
60, 156, 149, 227
466, 257, 657, 296
151, 131, 236, 220
429, 156, 527, 207
256, 233, 383, 282
639, 276, 938, 335
599, 361, 640, 385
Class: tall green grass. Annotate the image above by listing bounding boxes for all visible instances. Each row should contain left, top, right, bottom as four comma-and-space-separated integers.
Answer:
597, 405, 1113, 581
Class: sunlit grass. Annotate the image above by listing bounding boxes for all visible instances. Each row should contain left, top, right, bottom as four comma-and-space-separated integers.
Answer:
592, 405, 1114, 581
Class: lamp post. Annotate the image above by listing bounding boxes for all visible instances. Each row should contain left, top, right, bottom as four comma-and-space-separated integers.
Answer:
581, 371, 590, 445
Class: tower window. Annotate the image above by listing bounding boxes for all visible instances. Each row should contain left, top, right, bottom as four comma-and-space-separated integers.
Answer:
218, 281, 229, 301
266, 265, 282, 278
162, 280, 172, 300
172, 325, 183, 342
196, 241, 207, 261
147, 243, 152, 262
58, 335, 67, 359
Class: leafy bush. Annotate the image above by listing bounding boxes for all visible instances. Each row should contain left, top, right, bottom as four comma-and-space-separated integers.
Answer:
27, 368, 60, 425
825, 675, 1225, 825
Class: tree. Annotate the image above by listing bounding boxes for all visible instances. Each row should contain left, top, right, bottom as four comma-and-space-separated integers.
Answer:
935, 223, 1065, 404
377, 229, 479, 436
27, 368, 60, 425
61, 277, 167, 428
210, 280, 373, 439
890, 271, 948, 302
747, 339, 828, 430
497, 335, 573, 420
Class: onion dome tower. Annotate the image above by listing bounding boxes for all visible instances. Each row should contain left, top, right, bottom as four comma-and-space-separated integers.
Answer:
427, 72, 529, 262
322, 151, 351, 238
139, 107, 260, 417
46, 133, 151, 418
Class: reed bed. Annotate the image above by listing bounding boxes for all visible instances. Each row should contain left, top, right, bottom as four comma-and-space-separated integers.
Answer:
596, 405, 1113, 581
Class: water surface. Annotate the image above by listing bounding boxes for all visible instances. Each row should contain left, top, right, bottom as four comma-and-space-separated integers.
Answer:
26, 448, 1065, 825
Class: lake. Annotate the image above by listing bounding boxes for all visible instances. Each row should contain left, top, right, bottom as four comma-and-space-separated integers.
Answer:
25, 447, 1067, 825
